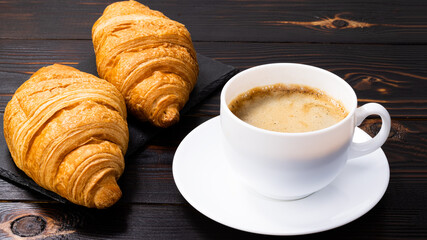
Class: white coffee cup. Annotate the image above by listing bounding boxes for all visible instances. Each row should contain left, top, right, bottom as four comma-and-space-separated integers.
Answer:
220, 63, 391, 200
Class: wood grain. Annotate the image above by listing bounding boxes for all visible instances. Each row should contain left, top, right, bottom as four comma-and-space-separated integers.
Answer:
0, 0, 426, 43
1, 40, 426, 117
0, 201, 425, 239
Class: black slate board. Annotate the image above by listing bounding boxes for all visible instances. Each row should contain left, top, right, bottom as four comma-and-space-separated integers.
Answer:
0, 53, 238, 204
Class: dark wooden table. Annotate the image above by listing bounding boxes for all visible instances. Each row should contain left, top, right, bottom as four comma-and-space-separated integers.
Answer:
1, 0, 426, 239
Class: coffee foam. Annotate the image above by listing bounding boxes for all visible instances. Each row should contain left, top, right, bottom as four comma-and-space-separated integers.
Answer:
228, 84, 348, 133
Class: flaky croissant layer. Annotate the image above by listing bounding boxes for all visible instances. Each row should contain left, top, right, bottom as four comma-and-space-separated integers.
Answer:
92, 0, 199, 128
3, 64, 129, 209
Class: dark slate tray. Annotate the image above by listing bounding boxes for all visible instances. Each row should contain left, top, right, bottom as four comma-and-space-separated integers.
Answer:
0, 53, 238, 203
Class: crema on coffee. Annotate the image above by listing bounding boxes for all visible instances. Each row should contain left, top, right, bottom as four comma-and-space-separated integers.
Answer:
228, 83, 348, 133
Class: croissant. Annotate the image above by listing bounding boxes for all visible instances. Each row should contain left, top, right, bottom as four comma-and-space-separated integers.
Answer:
92, 0, 199, 128
3, 64, 129, 209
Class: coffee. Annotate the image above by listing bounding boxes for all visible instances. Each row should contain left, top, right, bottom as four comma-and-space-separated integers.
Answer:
228, 83, 348, 133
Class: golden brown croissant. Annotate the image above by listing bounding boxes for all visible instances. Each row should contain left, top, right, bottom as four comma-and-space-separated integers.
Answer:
92, 0, 199, 128
3, 64, 129, 209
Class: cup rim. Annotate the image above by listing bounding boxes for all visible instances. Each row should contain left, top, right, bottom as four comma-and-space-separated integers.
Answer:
220, 63, 357, 137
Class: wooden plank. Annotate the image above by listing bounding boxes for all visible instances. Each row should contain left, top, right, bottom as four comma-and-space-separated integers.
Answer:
0, 40, 426, 117
194, 42, 427, 119
0, 201, 426, 239
0, 0, 426, 43
0, 117, 426, 206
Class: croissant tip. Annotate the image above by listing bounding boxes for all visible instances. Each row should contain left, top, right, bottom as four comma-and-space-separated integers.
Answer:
93, 179, 122, 209
156, 106, 180, 128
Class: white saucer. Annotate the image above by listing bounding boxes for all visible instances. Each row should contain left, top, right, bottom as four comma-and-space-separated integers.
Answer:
172, 117, 390, 236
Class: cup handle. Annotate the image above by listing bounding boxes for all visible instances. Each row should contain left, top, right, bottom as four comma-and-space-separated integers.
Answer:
348, 103, 391, 159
